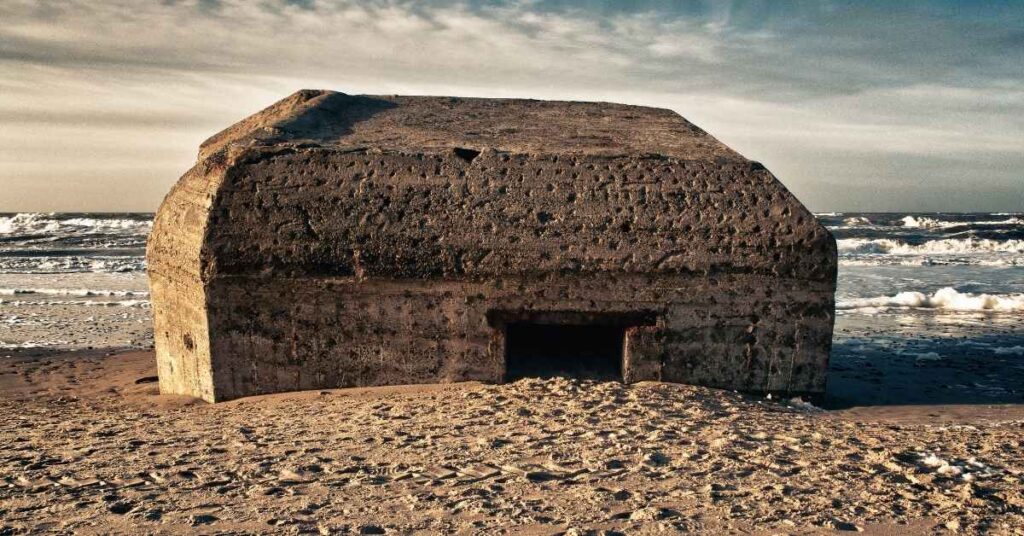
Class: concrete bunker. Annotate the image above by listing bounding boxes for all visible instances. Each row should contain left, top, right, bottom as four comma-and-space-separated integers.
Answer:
147, 89, 838, 402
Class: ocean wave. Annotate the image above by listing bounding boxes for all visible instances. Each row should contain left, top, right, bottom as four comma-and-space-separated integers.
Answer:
0, 288, 148, 297
0, 340, 67, 349
837, 287, 1024, 313
842, 216, 872, 226
838, 256, 1023, 267
900, 215, 941, 228
61, 217, 152, 230
0, 298, 150, 308
0, 213, 59, 234
0, 256, 146, 274
0, 213, 151, 235
900, 215, 1023, 229
837, 237, 1024, 256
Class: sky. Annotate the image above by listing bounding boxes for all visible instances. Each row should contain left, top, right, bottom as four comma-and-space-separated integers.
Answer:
1, 0, 1022, 212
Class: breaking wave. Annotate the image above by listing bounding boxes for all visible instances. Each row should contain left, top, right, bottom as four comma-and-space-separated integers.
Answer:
0, 213, 151, 235
0, 256, 146, 274
838, 256, 1023, 267
900, 215, 1023, 229
842, 216, 872, 227
837, 238, 1024, 256
0, 288, 148, 297
837, 287, 1024, 313
0, 298, 150, 308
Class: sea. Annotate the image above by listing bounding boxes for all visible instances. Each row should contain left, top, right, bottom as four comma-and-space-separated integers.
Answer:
1, 211, 1022, 406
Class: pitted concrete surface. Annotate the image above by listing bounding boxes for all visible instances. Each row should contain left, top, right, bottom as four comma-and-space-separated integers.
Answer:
147, 90, 837, 402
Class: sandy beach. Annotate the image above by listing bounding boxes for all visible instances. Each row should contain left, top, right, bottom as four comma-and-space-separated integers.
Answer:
2, 349, 1022, 535
3, 1, 1024, 534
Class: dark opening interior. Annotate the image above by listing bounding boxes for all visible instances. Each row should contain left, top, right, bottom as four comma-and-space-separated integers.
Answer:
452, 147, 481, 163
505, 323, 626, 381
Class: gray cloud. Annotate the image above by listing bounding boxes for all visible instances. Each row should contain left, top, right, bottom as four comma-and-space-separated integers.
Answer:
0, 0, 1021, 212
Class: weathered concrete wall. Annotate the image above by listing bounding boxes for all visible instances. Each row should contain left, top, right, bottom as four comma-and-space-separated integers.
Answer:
205, 149, 833, 282
148, 90, 837, 402
204, 274, 832, 401
147, 158, 228, 402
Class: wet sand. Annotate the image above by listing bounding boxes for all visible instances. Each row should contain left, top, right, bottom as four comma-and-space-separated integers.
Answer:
826, 313, 1024, 407
2, 350, 1023, 534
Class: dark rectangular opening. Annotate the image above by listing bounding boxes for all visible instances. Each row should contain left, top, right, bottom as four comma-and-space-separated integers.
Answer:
491, 310, 658, 382
504, 322, 626, 381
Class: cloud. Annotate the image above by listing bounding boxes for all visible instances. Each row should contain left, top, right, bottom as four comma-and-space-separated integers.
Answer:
0, 0, 1021, 211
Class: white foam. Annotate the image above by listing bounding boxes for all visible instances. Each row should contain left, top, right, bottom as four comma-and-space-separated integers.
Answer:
977, 257, 1024, 267
787, 397, 823, 412
61, 217, 151, 230
901, 215, 939, 228
993, 346, 1024, 355
842, 216, 872, 226
0, 213, 150, 235
837, 237, 1024, 256
914, 352, 942, 364
837, 287, 1024, 313
900, 215, 1022, 229
966, 217, 1022, 226
838, 256, 1023, 267
0, 288, 148, 297
0, 340, 66, 349
0, 256, 146, 274
0, 213, 60, 235
0, 299, 150, 308
915, 453, 1001, 481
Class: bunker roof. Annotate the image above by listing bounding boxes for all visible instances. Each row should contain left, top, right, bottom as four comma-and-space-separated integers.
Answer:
149, 89, 835, 285
199, 89, 744, 162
